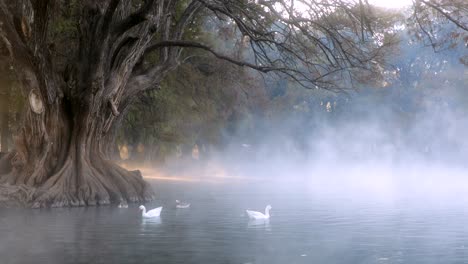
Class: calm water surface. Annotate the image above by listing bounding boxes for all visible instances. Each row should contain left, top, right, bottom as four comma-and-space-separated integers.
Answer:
1, 178, 468, 264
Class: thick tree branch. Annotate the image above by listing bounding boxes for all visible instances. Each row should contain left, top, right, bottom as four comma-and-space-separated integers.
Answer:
30, 0, 56, 47
0, 1, 32, 66
100, 0, 122, 37
112, 0, 157, 36
108, 98, 120, 116
146, 40, 279, 72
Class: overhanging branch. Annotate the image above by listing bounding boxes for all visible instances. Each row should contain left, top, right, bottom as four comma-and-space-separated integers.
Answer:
101, 0, 122, 37
142, 40, 359, 92
420, 0, 468, 32
145, 40, 279, 73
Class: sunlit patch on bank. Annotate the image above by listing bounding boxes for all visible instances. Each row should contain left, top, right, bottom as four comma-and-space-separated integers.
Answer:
118, 163, 258, 184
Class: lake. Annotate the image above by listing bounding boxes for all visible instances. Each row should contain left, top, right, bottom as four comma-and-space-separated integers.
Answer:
1, 175, 468, 264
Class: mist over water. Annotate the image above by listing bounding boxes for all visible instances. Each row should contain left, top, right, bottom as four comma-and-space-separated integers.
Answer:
5, 80, 468, 264
3, 115, 468, 264
1, 177, 468, 264
187, 97, 468, 207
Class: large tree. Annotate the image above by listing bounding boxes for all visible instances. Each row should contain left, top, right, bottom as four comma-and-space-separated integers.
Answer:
0, 0, 462, 207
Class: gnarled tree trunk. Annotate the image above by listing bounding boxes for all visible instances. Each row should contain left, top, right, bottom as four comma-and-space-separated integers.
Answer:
1, 79, 156, 207
0, 0, 197, 207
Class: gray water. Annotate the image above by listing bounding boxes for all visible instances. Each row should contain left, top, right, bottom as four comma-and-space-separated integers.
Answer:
1, 179, 468, 264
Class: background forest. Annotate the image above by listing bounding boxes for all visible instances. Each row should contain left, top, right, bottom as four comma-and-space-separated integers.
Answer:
113, 17, 467, 168
1, 11, 467, 166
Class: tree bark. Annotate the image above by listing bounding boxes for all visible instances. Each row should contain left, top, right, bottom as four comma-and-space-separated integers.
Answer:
0, 113, 9, 153
0, 95, 9, 153
0, 69, 11, 153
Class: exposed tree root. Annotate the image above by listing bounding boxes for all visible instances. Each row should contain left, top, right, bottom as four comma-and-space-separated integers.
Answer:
0, 152, 13, 176
0, 153, 154, 208
30, 156, 154, 208
0, 184, 35, 207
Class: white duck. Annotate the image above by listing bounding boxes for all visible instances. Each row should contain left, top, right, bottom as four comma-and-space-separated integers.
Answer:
139, 205, 162, 218
118, 202, 128, 208
246, 205, 272, 220
176, 200, 191, 209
